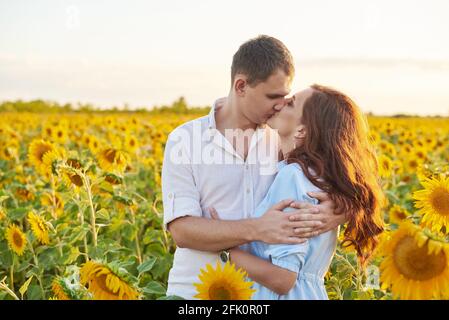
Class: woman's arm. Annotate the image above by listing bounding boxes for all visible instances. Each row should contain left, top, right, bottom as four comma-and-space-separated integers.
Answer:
229, 247, 297, 296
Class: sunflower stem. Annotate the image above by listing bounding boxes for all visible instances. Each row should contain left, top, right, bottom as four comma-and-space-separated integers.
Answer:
80, 209, 89, 262
152, 197, 170, 253
56, 236, 63, 261
49, 173, 57, 220
28, 241, 46, 299
129, 207, 142, 264
74, 195, 89, 261
10, 255, 15, 293
0, 277, 20, 300
83, 172, 97, 248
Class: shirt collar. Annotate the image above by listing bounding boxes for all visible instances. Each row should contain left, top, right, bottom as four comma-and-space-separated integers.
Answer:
208, 98, 268, 131
207, 99, 222, 129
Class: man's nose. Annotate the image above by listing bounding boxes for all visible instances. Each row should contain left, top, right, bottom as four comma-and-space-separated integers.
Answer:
274, 97, 290, 111
273, 102, 285, 111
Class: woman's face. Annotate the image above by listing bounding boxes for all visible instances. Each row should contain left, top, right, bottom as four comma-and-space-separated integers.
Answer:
267, 87, 314, 140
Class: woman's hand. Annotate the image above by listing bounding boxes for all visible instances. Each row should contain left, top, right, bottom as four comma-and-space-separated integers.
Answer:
208, 207, 221, 220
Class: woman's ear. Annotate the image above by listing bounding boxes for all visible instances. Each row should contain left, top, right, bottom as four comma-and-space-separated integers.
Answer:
293, 125, 306, 140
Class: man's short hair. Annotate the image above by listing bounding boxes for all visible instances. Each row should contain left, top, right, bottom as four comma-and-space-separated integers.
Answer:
231, 35, 295, 86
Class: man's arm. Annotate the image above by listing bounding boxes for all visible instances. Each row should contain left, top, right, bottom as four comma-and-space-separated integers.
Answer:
162, 125, 327, 252
168, 199, 322, 252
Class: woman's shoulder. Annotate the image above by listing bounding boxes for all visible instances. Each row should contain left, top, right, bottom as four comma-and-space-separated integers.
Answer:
275, 161, 322, 193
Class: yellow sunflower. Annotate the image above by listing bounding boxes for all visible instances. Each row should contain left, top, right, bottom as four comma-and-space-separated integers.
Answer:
378, 155, 393, 178
5, 224, 27, 256
124, 134, 139, 154
80, 260, 140, 300
399, 144, 413, 158
388, 205, 410, 225
60, 159, 84, 189
42, 123, 54, 140
414, 147, 428, 163
89, 136, 101, 154
42, 148, 66, 175
28, 139, 56, 175
372, 228, 392, 258
104, 173, 123, 185
194, 261, 256, 300
404, 156, 421, 173
392, 160, 404, 176
417, 163, 449, 182
41, 192, 65, 218
51, 278, 71, 300
15, 186, 35, 202
0, 144, 18, 161
27, 212, 50, 245
379, 221, 449, 299
417, 165, 436, 181
413, 174, 449, 233
97, 148, 130, 173
52, 126, 68, 144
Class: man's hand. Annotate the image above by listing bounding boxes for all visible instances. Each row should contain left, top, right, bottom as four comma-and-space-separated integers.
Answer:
288, 191, 347, 238
209, 199, 323, 245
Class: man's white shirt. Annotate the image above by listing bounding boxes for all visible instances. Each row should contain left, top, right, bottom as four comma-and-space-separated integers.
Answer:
161, 100, 280, 299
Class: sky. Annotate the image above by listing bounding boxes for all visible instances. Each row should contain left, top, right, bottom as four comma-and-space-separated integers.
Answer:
1, 0, 449, 115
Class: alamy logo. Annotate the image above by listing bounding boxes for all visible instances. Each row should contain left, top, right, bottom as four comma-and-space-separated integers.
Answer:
167, 122, 280, 176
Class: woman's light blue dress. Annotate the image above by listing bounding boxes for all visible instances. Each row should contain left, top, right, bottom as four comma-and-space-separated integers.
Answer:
247, 160, 338, 300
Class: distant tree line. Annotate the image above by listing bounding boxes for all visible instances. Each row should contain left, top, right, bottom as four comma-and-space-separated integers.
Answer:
0, 97, 210, 115
0, 98, 446, 117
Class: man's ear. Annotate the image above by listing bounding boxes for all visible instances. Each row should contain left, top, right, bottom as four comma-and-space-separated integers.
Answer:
234, 76, 247, 96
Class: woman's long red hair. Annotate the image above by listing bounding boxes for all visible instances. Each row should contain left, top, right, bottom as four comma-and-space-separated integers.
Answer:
286, 84, 385, 266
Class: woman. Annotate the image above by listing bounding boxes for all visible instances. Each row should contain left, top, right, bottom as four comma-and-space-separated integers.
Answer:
209, 84, 385, 299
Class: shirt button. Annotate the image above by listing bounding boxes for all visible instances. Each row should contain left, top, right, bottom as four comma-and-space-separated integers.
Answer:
168, 193, 173, 199
246, 188, 250, 193
245, 165, 249, 170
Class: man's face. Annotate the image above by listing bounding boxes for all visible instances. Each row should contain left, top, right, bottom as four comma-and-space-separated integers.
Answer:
240, 69, 292, 125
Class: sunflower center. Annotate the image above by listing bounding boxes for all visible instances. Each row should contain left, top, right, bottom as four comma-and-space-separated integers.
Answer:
430, 187, 449, 216
95, 274, 119, 296
409, 160, 418, 169
13, 231, 23, 247
69, 173, 84, 187
37, 145, 52, 161
394, 210, 407, 220
393, 235, 447, 281
208, 283, 231, 300
105, 175, 121, 185
36, 219, 47, 233
105, 149, 117, 163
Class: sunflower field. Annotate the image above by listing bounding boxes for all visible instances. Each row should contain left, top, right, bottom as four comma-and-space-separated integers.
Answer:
0, 106, 449, 300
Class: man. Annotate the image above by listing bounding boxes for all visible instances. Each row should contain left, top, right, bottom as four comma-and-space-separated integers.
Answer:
162, 35, 346, 299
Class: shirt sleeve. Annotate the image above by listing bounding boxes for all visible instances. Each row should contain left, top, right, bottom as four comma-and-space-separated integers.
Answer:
256, 165, 319, 274
161, 130, 202, 231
